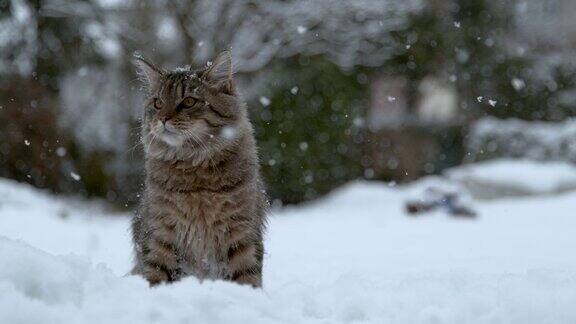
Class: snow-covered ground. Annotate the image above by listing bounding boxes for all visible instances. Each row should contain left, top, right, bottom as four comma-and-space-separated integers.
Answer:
1, 165, 576, 323
446, 159, 576, 199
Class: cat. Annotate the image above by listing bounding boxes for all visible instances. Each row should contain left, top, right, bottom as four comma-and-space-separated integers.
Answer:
131, 51, 267, 288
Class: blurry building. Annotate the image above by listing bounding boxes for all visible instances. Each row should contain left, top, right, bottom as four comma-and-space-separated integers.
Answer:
367, 76, 408, 132
416, 77, 458, 124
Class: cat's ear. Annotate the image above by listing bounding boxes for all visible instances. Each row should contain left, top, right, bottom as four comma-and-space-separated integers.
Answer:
133, 54, 163, 90
204, 50, 233, 91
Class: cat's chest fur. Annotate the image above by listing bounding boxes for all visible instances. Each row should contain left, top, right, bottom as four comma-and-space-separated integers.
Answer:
177, 191, 239, 277
146, 157, 251, 279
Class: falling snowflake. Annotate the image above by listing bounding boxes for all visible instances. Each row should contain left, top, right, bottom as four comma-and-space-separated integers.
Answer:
353, 117, 365, 127
477, 96, 484, 103
488, 100, 497, 107
297, 26, 307, 34
56, 147, 67, 157
511, 78, 526, 91
387, 96, 396, 102
70, 172, 81, 181
24, 140, 30, 146
454, 21, 461, 28
290, 87, 299, 95
259, 97, 271, 107
221, 126, 237, 139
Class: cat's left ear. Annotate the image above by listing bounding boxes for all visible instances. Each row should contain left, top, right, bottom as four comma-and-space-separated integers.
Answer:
133, 54, 163, 91
204, 50, 234, 93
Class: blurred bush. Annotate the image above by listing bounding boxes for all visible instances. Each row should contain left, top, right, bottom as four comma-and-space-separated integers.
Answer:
253, 59, 367, 203
0, 77, 77, 192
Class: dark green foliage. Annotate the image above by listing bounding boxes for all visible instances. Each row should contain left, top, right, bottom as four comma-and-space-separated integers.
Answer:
490, 63, 576, 121
253, 58, 367, 204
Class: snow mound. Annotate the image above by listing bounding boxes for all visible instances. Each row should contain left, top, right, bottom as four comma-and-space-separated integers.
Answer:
445, 159, 576, 199
0, 237, 275, 324
2, 175, 576, 323
0, 178, 131, 274
2, 236, 576, 324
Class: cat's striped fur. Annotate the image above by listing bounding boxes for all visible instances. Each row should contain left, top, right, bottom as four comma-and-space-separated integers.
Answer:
131, 51, 267, 287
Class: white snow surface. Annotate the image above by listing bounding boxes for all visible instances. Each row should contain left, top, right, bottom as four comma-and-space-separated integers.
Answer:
1, 170, 576, 323
446, 159, 576, 199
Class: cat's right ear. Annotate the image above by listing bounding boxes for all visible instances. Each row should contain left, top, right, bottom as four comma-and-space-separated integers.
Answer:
133, 54, 163, 90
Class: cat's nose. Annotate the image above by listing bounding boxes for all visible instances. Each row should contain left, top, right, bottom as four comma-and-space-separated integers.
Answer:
160, 115, 171, 124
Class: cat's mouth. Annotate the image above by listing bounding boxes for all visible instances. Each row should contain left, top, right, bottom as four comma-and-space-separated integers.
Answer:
154, 123, 184, 146
151, 120, 210, 148
162, 126, 179, 135
159, 131, 184, 147
159, 121, 179, 134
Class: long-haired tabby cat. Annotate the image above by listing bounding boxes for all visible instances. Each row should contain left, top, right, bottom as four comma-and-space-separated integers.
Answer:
131, 51, 267, 288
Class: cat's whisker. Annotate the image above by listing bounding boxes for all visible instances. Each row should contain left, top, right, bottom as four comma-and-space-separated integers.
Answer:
127, 77, 143, 86
182, 130, 217, 167
124, 140, 144, 156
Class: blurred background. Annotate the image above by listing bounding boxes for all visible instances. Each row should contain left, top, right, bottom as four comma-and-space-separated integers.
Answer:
1, 0, 576, 208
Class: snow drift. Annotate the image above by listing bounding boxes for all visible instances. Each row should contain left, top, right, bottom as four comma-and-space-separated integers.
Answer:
446, 159, 576, 199
1, 164, 576, 323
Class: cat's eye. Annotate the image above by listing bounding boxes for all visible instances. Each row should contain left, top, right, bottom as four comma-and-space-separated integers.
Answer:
153, 98, 163, 110
181, 97, 196, 108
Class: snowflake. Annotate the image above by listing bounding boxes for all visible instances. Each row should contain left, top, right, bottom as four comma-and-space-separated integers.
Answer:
511, 78, 526, 91
259, 97, 271, 107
